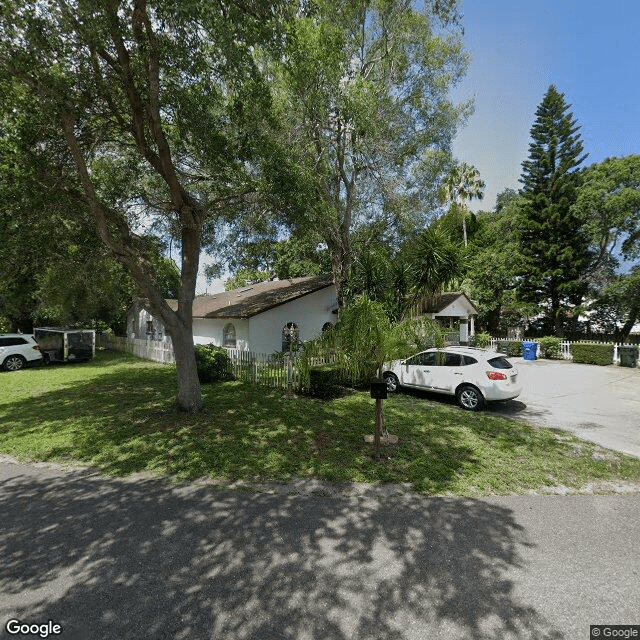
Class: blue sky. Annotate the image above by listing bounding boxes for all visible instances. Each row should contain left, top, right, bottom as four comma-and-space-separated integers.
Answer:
452, 0, 640, 211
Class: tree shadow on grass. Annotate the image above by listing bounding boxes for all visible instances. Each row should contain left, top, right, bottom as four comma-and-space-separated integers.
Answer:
0, 467, 564, 640
0, 364, 482, 493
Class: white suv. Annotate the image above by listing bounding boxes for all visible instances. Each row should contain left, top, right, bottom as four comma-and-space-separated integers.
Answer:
0, 334, 43, 371
383, 346, 522, 411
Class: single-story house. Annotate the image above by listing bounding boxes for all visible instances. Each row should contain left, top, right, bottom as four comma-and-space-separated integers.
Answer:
127, 275, 338, 354
421, 292, 478, 343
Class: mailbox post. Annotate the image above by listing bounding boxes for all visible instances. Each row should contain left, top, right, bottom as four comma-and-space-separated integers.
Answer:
367, 379, 396, 452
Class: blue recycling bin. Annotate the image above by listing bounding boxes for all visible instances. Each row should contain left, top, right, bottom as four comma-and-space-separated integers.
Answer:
522, 341, 538, 361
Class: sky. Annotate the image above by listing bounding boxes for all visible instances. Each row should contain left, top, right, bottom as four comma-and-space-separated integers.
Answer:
452, 0, 640, 211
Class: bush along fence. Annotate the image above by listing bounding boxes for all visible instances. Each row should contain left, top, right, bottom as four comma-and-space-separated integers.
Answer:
97, 334, 335, 390
488, 337, 639, 367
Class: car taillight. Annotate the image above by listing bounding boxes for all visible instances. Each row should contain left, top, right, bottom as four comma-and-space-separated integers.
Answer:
32, 345, 41, 351
486, 371, 507, 381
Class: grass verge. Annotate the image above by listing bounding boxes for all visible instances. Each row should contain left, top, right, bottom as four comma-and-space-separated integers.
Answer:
1, 351, 639, 495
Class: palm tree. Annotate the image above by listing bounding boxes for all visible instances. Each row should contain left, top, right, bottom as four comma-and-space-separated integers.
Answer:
403, 228, 463, 318
440, 163, 485, 247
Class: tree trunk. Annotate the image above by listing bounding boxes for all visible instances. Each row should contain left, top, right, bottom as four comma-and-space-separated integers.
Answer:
168, 323, 202, 412
550, 295, 562, 336
617, 305, 639, 342
462, 212, 468, 247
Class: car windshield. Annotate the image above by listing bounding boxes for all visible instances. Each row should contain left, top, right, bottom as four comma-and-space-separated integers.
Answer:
487, 356, 513, 369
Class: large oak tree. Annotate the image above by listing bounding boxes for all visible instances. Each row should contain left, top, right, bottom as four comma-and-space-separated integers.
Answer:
1, 0, 289, 410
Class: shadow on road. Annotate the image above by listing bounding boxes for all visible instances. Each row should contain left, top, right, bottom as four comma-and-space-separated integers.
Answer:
0, 470, 564, 639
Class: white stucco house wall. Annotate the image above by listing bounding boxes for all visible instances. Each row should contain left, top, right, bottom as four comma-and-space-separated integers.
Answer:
126, 275, 338, 355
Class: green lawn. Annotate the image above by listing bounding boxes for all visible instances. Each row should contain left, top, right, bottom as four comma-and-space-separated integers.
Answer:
1, 350, 639, 495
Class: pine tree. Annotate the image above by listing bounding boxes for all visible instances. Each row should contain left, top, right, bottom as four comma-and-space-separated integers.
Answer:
517, 85, 592, 335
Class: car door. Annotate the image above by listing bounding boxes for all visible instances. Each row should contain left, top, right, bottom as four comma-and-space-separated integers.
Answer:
429, 351, 465, 393
400, 352, 437, 389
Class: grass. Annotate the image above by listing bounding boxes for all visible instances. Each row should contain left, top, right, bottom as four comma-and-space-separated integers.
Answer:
1, 350, 639, 495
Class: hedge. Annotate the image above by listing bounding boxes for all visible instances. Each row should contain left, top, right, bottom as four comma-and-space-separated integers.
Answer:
571, 342, 614, 366
308, 365, 342, 399
194, 344, 234, 383
539, 336, 562, 359
471, 332, 491, 348
496, 340, 522, 357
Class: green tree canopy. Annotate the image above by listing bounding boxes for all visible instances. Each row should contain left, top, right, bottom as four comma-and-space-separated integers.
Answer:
439, 162, 485, 247
270, 0, 471, 299
1, 0, 290, 410
572, 155, 640, 266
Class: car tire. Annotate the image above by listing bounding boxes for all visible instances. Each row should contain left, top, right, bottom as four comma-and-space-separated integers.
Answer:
3, 354, 26, 372
384, 372, 399, 393
456, 384, 484, 411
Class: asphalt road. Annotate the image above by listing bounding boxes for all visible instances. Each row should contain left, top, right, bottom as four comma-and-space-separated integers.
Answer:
1, 459, 639, 640
487, 358, 640, 458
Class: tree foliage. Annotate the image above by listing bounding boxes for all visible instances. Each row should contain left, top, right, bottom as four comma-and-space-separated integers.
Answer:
572, 155, 640, 266
269, 0, 471, 298
439, 162, 485, 246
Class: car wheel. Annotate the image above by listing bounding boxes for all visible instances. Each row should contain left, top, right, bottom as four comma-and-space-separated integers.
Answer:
3, 355, 26, 372
384, 372, 399, 393
456, 384, 484, 411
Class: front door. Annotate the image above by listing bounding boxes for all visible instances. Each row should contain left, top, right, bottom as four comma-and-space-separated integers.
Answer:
429, 351, 465, 392
400, 352, 438, 389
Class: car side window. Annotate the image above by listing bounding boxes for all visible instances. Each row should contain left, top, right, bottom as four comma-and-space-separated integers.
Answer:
1, 337, 27, 346
462, 355, 478, 366
405, 353, 436, 366
421, 352, 437, 366
440, 352, 463, 366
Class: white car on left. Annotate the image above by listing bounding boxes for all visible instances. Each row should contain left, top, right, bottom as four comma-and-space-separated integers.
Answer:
0, 334, 43, 371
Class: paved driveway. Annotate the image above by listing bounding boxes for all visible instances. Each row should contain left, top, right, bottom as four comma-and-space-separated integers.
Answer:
487, 358, 640, 458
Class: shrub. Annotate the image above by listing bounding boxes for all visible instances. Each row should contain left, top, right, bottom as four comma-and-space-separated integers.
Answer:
497, 340, 521, 357
194, 344, 233, 383
472, 332, 491, 348
308, 365, 342, 399
388, 316, 444, 358
333, 295, 390, 386
571, 342, 614, 366
539, 336, 562, 359
507, 340, 522, 357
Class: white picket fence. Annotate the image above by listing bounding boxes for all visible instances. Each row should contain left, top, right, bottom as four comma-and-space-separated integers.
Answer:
489, 338, 639, 366
96, 334, 335, 388
97, 334, 175, 364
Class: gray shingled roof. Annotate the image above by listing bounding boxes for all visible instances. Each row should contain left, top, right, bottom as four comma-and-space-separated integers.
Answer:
422, 292, 478, 314
166, 275, 335, 319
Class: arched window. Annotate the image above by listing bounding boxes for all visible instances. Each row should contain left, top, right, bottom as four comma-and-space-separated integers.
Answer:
322, 322, 333, 332
281, 322, 299, 352
223, 323, 236, 348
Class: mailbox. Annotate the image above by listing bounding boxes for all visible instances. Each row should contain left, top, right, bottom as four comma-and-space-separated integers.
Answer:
370, 379, 388, 399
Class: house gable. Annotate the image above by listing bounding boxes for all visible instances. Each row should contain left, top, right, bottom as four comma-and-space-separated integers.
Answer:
424, 292, 478, 317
